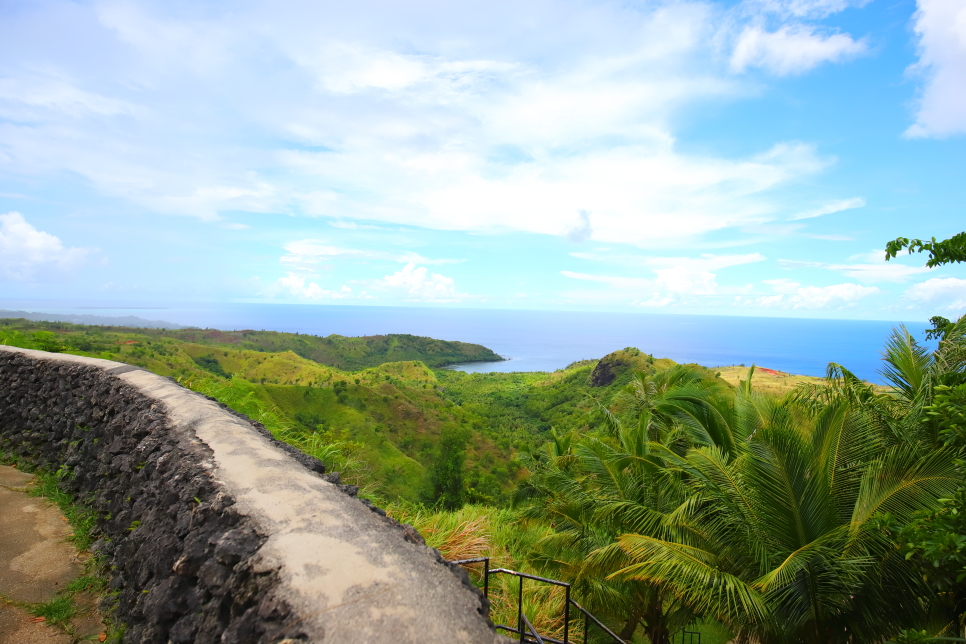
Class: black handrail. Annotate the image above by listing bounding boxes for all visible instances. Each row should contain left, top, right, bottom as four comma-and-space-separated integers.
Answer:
449, 558, 625, 644
522, 613, 546, 644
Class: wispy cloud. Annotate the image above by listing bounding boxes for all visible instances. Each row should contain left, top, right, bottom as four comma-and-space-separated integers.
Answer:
778, 251, 932, 283
0, 0, 845, 244
790, 197, 865, 220
279, 240, 460, 269
569, 251, 766, 271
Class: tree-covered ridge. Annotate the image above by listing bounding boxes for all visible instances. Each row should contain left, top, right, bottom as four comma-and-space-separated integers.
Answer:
1, 321, 694, 504
0, 318, 503, 369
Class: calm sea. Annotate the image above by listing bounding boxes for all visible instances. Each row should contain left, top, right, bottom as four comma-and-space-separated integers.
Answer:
5, 302, 933, 383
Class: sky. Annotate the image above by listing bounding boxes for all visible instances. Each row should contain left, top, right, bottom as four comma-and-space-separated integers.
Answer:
0, 0, 964, 321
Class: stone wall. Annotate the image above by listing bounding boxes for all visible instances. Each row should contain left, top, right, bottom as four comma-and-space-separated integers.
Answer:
0, 346, 502, 644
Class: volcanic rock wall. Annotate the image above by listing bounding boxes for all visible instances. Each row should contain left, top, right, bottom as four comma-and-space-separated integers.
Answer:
0, 346, 501, 644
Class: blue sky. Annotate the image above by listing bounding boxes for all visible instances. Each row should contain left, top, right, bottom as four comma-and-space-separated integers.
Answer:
0, 0, 964, 320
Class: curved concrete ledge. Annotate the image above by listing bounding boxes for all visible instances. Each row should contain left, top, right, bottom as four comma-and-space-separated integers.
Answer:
0, 346, 503, 644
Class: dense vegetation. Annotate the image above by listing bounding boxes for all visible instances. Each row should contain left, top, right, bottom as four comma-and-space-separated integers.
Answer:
0, 319, 501, 369
0, 319, 668, 504
6, 310, 966, 644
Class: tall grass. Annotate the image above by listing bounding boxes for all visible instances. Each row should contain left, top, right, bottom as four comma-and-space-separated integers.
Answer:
179, 374, 375, 493
386, 502, 582, 640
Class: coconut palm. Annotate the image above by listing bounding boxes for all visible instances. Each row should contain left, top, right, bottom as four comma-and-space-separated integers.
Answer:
514, 365, 737, 642
602, 400, 959, 644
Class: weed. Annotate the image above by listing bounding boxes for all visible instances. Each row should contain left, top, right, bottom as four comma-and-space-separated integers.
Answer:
26, 470, 98, 550
29, 595, 78, 626
63, 575, 107, 595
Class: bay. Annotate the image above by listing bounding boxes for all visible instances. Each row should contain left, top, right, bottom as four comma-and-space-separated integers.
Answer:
5, 301, 932, 383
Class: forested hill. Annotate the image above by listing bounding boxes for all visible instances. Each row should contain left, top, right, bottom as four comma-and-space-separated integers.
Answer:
0, 318, 503, 369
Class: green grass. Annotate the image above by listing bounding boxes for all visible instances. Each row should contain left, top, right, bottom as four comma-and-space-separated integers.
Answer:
26, 469, 98, 551
28, 595, 78, 626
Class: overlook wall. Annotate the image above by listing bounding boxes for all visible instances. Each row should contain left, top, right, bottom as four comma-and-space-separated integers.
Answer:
0, 346, 502, 644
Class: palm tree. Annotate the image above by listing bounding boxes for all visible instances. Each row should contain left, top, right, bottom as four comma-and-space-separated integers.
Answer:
514, 365, 734, 643
602, 400, 959, 644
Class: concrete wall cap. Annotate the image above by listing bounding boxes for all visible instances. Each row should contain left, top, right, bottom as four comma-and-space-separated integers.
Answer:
0, 345, 506, 644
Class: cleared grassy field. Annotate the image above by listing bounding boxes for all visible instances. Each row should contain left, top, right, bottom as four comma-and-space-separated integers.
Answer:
714, 365, 828, 396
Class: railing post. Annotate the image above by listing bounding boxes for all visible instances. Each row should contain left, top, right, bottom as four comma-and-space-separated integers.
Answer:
564, 585, 570, 644
518, 575, 524, 644
484, 557, 490, 599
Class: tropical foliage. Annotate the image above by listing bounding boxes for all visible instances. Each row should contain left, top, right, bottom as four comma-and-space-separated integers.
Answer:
9, 313, 966, 642
513, 320, 966, 643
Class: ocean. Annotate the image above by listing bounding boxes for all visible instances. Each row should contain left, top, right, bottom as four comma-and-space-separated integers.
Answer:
4, 302, 932, 383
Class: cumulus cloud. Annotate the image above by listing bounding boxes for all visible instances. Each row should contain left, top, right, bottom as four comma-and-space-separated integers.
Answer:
904, 277, 966, 311
755, 281, 880, 308
0, 212, 93, 281
790, 196, 865, 220
905, 0, 966, 138
730, 24, 867, 75
269, 272, 352, 300
374, 264, 460, 302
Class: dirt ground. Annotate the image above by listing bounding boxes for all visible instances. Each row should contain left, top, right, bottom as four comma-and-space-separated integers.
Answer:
0, 464, 104, 644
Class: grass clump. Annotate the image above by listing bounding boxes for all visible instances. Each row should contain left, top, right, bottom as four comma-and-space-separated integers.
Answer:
28, 595, 78, 627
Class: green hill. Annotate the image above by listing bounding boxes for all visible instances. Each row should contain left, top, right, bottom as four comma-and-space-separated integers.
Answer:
1, 320, 721, 503
0, 318, 503, 369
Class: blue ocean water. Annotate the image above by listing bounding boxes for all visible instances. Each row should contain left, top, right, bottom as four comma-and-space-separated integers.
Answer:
5, 302, 932, 383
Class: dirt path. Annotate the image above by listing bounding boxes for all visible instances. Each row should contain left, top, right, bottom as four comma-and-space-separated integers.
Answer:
0, 464, 103, 644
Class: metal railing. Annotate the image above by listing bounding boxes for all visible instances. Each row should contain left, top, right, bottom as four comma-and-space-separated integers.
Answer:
675, 629, 702, 644
449, 557, 626, 644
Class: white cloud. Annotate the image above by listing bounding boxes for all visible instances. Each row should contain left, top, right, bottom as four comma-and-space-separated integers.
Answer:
655, 267, 718, 295
560, 271, 653, 290
805, 233, 854, 241
754, 282, 880, 308
763, 277, 802, 294
566, 210, 593, 243
0, 0, 847, 244
904, 277, 966, 311
730, 25, 867, 75
561, 251, 765, 306
0, 74, 142, 119
790, 196, 865, 220
329, 221, 386, 230
0, 212, 93, 281
279, 240, 459, 268
745, 0, 871, 19
778, 252, 933, 283
375, 263, 460, 302
905, 0, 966, 138
408, 142, 828, 246
570, 251, 766, 271
269, 273, 351, 300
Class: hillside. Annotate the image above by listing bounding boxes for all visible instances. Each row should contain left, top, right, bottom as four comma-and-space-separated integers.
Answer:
0, 318, 502, 369
0, 320, 731, 503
